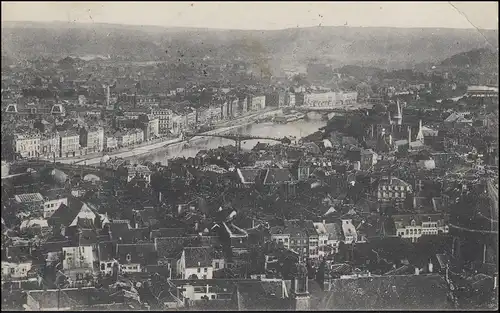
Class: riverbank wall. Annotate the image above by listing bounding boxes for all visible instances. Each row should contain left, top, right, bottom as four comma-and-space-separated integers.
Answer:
55, 108, 282, 165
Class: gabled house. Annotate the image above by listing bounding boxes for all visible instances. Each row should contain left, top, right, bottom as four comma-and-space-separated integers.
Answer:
177, 246, 215, 280
155, 236, 199, 278
1, 259, 33, 282
341, 219, 358, 244
314, 221, 342, 256
41, 189, 69, 219
47, 197, 97, 236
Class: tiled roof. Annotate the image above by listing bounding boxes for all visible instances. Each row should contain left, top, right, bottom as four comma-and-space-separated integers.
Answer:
78, 228, 99, 246
263, 168, 296, 185
27, 287, 120, 309
184, 246, 214, 268
150, 228, 187, 240
98, 241, 115, 262
283, 220, 308, 238
14, 193, 44, 203
318, 274, 449, 310
155, 237, 195, 259
237, 168, 262, 184
313, 222, 327, 235
383, 264, 415, 276
392, 213, 449, 226
76, 217, 96, 230
40, 240, 72, 254
236, 280, 291, 311
330, 263, 352, 275
48, 197, 86, 227
116, 243, 157, 265
324, 223, 342, 241
109, 223, 150, 244
435, 254, 451, 270
41, 189, 69, 201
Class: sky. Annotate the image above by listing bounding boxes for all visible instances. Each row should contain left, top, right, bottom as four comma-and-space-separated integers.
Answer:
2, 1, 498, 30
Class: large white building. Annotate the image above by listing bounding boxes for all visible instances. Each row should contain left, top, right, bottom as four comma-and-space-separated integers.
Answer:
251, 95, 266, 111
303, 91, 358, 108
13, 133, 41, 158
79, 126, 104, 153
59, 131, 80, 158
393, 214, 449, 243
150, 108, 174, 134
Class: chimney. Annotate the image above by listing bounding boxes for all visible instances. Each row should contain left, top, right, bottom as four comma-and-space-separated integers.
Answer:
158, 191, 162, 203
428, 260, 433, 273
415, 267, 420, 275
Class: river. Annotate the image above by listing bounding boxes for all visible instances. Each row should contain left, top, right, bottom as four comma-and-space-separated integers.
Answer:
133, 119, 327, 165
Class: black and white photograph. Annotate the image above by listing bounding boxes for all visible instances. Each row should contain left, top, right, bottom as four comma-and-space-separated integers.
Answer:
1, 1, 498, 311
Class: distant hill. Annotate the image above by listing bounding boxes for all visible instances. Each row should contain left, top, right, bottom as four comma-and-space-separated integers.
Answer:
440, 48, 499, 69
1, 21, 498, 70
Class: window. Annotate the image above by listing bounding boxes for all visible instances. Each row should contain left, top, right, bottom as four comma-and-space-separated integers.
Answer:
126, 254, 131, 262
204, 268, 208, 273
197, 268, 201, 273
418, 229, 421, 234
101, 263, 105, 271
411, 220, 416, 226
211, 295, 216, 300
10, 268, 15, 274
215, 262, 219, 269
284, 238, 289, 243
405, 229, 409, 235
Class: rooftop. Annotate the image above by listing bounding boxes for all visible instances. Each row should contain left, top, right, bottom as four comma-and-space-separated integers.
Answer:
14, 193, 44, 203
184, 246, 214, 268
318, 274, 449, 310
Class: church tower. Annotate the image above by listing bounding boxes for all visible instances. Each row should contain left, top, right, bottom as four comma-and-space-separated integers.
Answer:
394, 99, 403, 126
292, 262, 310, 311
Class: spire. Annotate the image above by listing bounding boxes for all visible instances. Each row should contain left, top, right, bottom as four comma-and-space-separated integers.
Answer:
416, 119, 424, 142
396, 100, 402, 125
